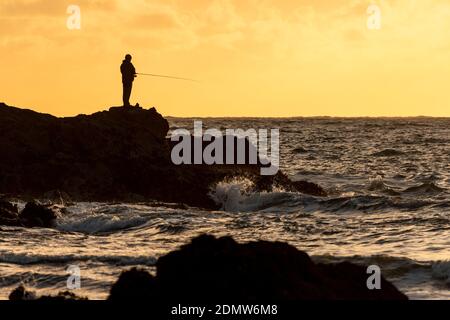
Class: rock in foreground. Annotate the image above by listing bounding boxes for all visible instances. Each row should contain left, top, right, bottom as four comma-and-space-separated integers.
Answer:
9, 285, 87, 301
9, 235, 407, 301
108, 235, 408, 301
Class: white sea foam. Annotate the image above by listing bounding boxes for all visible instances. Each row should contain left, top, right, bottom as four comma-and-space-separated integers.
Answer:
208, 178, 310, 213
57, 213, 149, 234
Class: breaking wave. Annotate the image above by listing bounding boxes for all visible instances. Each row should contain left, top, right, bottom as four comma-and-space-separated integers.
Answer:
208, 177, 444, 213
367, 176, 401, 196
403, 183, 446, 195
209, 178, 310, 213
57, 214, 150, 234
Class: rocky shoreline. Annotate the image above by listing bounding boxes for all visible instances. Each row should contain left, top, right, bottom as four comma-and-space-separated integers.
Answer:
0, 103, 325, 209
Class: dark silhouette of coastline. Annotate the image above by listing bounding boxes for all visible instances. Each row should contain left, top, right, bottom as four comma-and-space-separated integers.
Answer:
0, 103, 324, 208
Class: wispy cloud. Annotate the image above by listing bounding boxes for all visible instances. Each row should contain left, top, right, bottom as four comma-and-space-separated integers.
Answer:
2, 0, 450, 116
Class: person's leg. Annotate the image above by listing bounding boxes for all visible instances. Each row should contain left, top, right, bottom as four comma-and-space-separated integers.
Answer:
123, 83, 132, 107
122, 83, 127, 106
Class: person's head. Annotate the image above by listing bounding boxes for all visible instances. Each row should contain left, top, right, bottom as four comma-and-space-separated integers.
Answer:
125, 54, 132, 62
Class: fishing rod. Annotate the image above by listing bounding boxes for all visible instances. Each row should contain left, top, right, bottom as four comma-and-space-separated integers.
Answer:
136, 73, 199, 83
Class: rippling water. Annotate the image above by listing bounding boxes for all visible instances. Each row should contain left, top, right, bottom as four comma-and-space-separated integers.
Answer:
0, 118, 449, 300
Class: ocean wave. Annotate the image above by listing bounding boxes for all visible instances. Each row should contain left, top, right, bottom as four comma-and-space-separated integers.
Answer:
293, 147, 308, 154
314, 255, 450, 287
0, 252, 157, 266
371, 149, 405, 157
57, 214, 150, 234
422, 138, 449, 144
318, 195, 390, 212
402, 183, 445, 195
208, 178, 315, 212
314, 254, 427, 270
208, 177, 441, 213
367, 176, 401, 196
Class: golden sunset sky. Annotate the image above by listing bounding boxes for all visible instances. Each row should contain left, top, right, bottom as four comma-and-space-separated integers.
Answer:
1, 0, 450, 117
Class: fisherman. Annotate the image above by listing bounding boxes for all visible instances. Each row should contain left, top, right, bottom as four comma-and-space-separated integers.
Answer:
120, 54, 137, 107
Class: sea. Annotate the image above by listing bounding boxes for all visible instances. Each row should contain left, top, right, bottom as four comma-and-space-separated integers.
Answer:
0, 117, 449, 300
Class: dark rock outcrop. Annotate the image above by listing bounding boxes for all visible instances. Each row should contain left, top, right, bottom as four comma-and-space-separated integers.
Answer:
0, 199, 19, 226
253, 173, 327, 197
0, 103, 326, 208
108, 235, 407, 301
109, 267, 157, 301
8, 285, 36, 301
19, 201, 59, 228
0, 200, 58, 228
9, 285, 87, 301
0, 103, 171, 204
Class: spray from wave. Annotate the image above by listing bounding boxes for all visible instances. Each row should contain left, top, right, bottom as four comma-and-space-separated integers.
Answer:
208, 177, 315, 213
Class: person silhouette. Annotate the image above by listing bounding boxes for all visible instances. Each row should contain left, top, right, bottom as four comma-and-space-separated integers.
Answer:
120, 54, 137, 107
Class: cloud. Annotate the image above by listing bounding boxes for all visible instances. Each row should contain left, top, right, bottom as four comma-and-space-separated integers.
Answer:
343, 28, 366, 42
0, 0, 116, 17
4, 0, 450, 59
0, 0, 364, 51
131, 12, 180, 29
0, 0, 62, 16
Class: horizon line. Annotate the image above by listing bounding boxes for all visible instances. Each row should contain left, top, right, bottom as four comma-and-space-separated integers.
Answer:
2, 102, 450, 119
164, 114, 450, 119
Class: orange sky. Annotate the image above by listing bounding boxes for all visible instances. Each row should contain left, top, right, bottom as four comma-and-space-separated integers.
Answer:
1, 0, 450, 117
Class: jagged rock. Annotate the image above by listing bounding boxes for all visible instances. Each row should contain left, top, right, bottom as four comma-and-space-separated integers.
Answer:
109, 267, 157, 301
9, 285, 37, 301
0, 103, 326, 209
107, 235, 407, 301
35, 291, 88, 301
253, 171, 327, 197
9, 285, 87, 301
0, 199, 19, 226
19, 201, 59, 228
0, 104, 170, 203
0, 200, 59, 228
